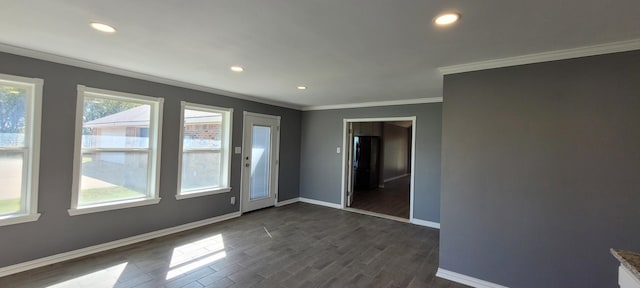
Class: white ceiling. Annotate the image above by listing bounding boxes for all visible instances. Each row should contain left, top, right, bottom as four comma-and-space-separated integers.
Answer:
1, 0, 640, 109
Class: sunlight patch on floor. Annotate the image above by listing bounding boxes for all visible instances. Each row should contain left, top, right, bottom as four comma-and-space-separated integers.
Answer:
47, 262, 128, 288
166, 234, 226, 280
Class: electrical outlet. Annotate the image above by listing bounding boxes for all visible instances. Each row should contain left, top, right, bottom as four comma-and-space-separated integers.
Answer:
230, 196, 235, 205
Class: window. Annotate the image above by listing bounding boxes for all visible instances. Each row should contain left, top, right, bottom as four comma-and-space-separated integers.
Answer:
69, 86, 163, 215
0, 74, 42, 226
177, 102, 232, 199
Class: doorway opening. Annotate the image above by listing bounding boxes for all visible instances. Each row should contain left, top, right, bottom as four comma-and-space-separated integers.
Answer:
342, 117, 416, 221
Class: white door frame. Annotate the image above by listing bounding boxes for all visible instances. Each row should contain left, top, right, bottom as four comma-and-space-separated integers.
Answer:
341, 116, 417, 221
240, 111, 281, 214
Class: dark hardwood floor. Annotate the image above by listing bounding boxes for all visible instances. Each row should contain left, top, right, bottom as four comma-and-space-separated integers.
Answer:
0, 203, 468, 288
351, 175, 410, 219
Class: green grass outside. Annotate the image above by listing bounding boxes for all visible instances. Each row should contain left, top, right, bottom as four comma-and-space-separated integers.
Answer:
0, 198, 20, 215
82, 157, 93, 163
79, 186, 146, 206
1, 187, 145, 214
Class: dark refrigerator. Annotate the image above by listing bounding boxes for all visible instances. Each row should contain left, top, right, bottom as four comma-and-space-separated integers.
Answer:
353, 136, 380, 190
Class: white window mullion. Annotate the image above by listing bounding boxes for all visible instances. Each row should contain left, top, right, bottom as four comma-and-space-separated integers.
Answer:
20, 148, 29, 214
146, 149, 153, 196
183, 148, 220, 152
217, 148, 224, 187
82, 148, 151, 153
0, 147, 27, 152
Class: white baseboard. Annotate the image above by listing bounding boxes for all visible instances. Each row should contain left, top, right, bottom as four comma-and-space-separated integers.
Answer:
383, 173, 410, 183
436, 268, 509, 288
298, 197, 342, 209
344, 208, 409, 223
0, 211, 241, 278
275, 197, 300, 207
410, 218, 440, 229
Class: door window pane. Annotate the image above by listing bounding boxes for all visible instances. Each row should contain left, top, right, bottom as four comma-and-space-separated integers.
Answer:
250, 126, 271, 200
181, 151, 221, 192
0, 152, 23, 215
79, 151, 148, 206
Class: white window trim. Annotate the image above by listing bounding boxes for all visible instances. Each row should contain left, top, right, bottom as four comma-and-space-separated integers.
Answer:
69, 86, 164, 216
68, 198, 161, 216
175, 187, 232, 200
0, 73, 43, 227
176, 101, 233, 200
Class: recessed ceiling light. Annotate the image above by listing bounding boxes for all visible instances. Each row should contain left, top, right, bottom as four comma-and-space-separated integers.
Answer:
434, 13, 460, 26
297, 86, 307, 90
90, 22, 117, 33
230, 66, 244, 72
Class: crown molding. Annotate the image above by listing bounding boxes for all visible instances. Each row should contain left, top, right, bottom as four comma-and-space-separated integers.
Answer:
302, 97, 442, 111
439, 38, 640, 75
0, 43, 302, 110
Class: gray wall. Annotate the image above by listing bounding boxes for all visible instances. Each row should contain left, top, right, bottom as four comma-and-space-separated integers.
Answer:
382, 123, 410, 181
441, 51, 640, 287
300, 104, 442, 222
0, 52, 301, 268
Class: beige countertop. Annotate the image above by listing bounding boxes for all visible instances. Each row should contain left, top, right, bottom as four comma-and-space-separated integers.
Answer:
612, 248, 640, 281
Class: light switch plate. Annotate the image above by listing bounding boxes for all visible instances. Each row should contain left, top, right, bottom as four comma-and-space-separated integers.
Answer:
234, 147, 242, 154
336, 147, 341, 154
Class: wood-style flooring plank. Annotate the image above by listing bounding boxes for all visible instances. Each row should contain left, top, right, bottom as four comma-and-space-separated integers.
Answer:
0, 203, 467, 288
351, 175, 411, 219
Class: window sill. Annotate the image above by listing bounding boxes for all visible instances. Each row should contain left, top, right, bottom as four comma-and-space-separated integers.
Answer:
68, 198, 161, 216
0, 213, 41, 227
176, 187, 232, 200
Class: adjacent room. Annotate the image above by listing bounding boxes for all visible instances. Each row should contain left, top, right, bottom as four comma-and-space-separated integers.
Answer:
0, 1, 639, 288
346, 120, 414, 220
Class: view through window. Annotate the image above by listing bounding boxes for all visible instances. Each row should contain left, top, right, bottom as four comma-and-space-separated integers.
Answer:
178, 103, 232, 197
73, 87, 162, 211
0, 84, 28, 215
0, 75, 41, 223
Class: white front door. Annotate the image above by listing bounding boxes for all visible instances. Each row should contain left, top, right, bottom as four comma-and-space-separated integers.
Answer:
241, 112, 280, 213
